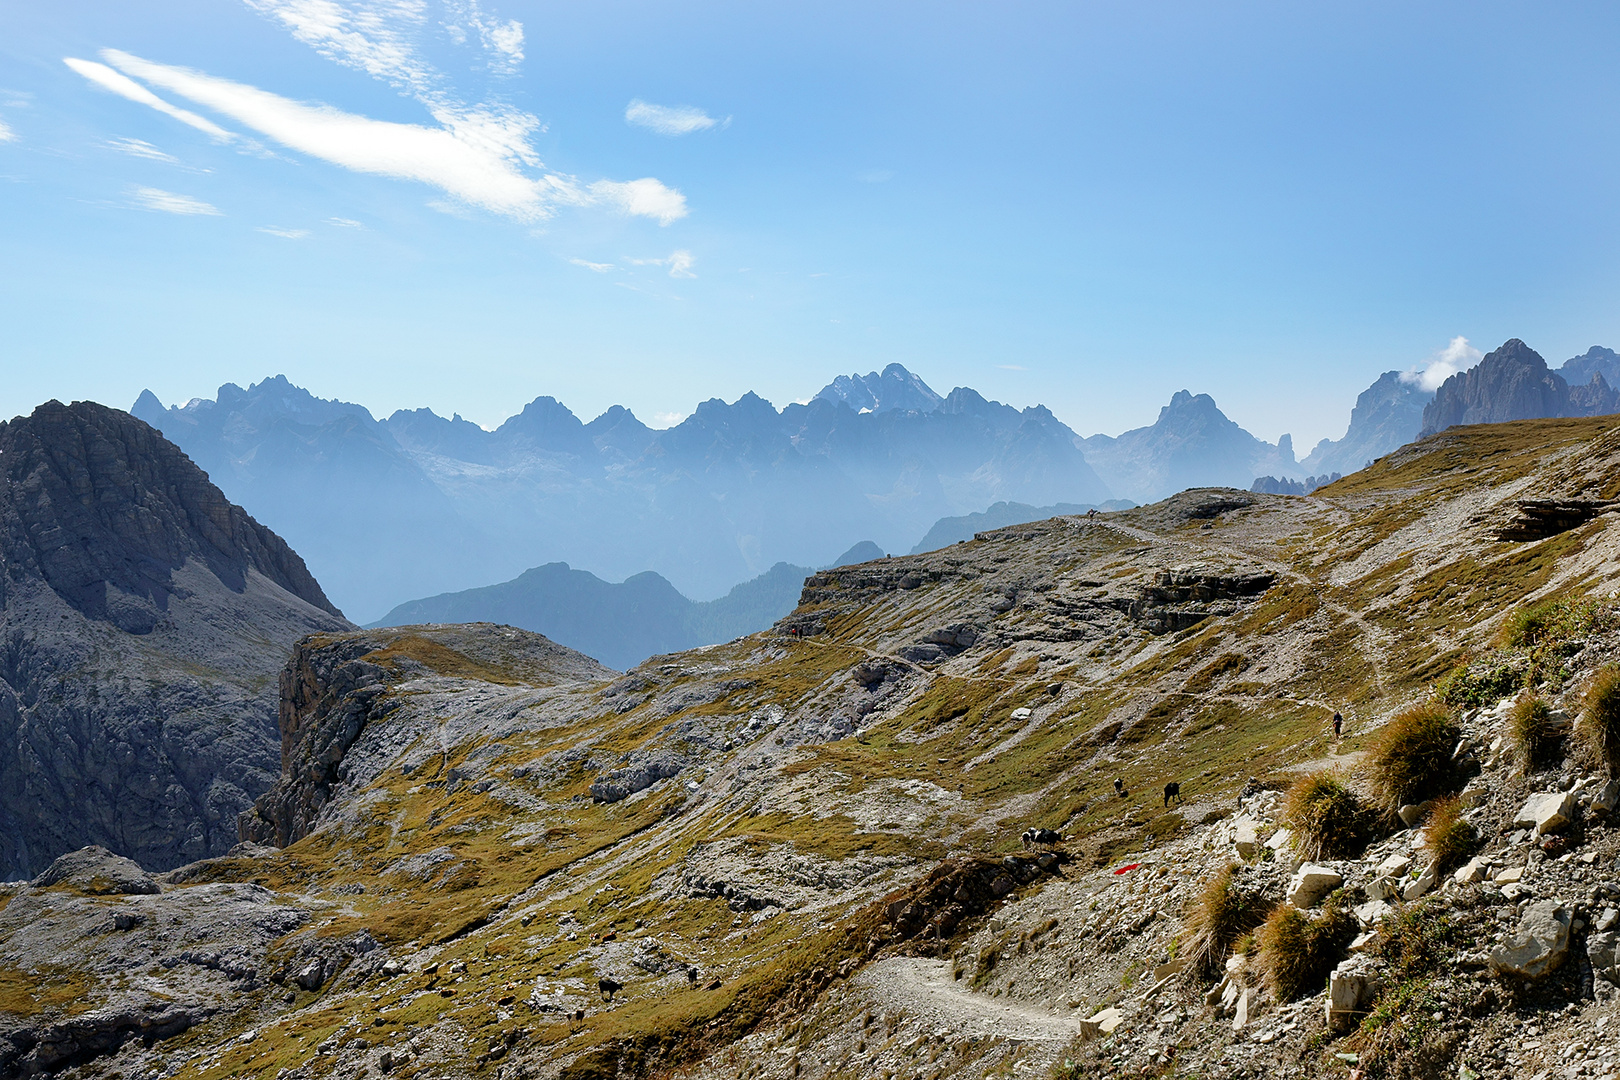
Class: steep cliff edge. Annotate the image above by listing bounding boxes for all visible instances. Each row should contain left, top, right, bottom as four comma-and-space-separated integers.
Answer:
0, 400, 351, 877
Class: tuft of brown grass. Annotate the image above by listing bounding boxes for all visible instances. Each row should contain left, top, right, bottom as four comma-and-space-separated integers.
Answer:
1582, 664, 1620, 773
1508, 692, 1562, 773
1422, 796, 1477, 871
1182, 864, 1274, 980
1282, 770, 1370, 860
1256, 895, 1356, 1001
1365, 701, 1463, 816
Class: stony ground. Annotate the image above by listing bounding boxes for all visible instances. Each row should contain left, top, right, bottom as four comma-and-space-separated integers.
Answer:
8, 415, 1620, 1079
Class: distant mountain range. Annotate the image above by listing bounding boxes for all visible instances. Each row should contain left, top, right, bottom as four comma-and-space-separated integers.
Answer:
370, 542, 882, 670
129, 345, 1620, 629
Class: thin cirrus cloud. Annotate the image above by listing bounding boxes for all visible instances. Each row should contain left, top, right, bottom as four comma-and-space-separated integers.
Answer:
625, 99, 726, 137
0, 118, 15, 143
107, 137, 179, 162
627, 250, 696, 278
569, 258, 615, 272
64, 49, 688, 226
132, 186, 221, 215
257, 226, 310, 239
63, 57, 234, 141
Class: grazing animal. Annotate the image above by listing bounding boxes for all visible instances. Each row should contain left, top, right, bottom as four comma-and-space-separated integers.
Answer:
598, 977, 622, 1002
1021, 827, 1061, 850
1163, 782, 1181, 807
1114, 777, 1127, 798
686, 966, 699, 986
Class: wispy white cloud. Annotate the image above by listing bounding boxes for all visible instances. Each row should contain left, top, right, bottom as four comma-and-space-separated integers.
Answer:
1401, 335, 1481, 392
443, 0, 525, 75
64, 57, 234, 141
107, 136, 177, 162
257, 225, 310, 238
627, 249, 696, 278
625, 99, 724, 137
0, 118, 14, 143
84, 49, 687, 225
327, 216, 364, 227
569, 257, 614, 272
132, 186, 221, 215
649, 410, 688, 428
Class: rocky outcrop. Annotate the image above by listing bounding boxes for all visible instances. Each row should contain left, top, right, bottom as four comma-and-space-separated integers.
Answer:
1302, 370, 1433, 476
0, 401, 351, 878
1421, 339, 1620, 436
31, 846, 159, 896
1114, 566, 1275, 635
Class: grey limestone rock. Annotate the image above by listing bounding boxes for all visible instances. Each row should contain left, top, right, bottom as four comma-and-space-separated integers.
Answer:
1488, 900, 1571, 979
31, 845, 159, 895
0, 400, 352, 878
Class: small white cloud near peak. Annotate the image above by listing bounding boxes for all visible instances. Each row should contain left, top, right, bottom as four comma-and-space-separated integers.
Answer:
327, 216, 364, 227
625, 99, 725, 137
1402, 335, 1482, 392
0, 118, 15, 143
569, 257, 614, 273
257, 225, 310, 238
627, 250, 696, 278
132, 186, 222, 215
649, 410, 688, 429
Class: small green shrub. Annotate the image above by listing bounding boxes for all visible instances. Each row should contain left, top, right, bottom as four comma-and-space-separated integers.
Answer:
1366, 702, 1464, 816
1582, 664, 1620, 773
1283, 770, 1371, 860
1257, 893, 1357, 1000
1373, 899, 1461, 978
1421, 797, 1477, 872
1498, 596, 1606, 651
1183, 864, 1273, 980
1436, 660, 1521, 707
1508, 691, 1562, 773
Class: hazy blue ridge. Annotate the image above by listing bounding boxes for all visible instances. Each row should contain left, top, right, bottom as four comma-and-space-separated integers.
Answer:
909, 500, 1133, 554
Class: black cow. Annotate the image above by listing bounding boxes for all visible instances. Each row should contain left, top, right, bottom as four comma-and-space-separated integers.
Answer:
1114, 777, 1127, 798
1163, 781, 1181, 807
598, 977, 623, 1002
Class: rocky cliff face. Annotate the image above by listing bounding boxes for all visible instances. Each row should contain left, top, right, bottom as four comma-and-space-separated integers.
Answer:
0, 400, 351, 877
1421, 338, 1620, 435
1301, 370, 1432, 475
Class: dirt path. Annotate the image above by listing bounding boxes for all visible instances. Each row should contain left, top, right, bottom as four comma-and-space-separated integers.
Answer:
851, 957, 1081, 1043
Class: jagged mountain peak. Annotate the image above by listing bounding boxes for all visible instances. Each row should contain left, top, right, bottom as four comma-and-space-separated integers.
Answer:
815, 363, 943, 414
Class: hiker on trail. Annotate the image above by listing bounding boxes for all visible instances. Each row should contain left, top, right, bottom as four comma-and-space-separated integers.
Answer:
1332, 711, 1343, 738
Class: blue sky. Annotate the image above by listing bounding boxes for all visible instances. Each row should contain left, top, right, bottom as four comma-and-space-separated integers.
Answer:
3, 1, 1620, 447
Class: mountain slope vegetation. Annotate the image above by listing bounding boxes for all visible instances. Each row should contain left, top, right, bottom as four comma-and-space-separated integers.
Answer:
11, 413, 1620, 1079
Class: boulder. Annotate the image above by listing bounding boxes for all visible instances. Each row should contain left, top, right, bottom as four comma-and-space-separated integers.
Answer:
1231, 988, 1250, 1031
1513, 792, 1576, 836
1265, 827, 1293, 852
1402, 862, 1437, 901
1354, 899, 1392, 926
1365, 876, 1399, 902
1489, 901, 1571, 979
1287, 864, 1343, 908
1397, 802, 1431, 827
1493, 866, 1523, 884
1079, 1007, 1123, 1039
1588, 931, 1619, 982
31, 846, 160, 896
1374, 853, 1412, 878
1452, 857, 1486, 884
1325, 961, 1382, 1030
1152, 959, 1185, 983
1010, 707, 1032, 721
1233, 818, 1262, 858
1591, 780, 1620, 817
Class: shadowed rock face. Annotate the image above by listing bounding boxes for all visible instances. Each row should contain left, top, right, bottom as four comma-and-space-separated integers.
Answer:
1420, 339, 1620, 436
0, 400, 351, 878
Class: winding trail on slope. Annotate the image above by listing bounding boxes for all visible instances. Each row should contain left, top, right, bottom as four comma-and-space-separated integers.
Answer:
850, 957, 1081, 1043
